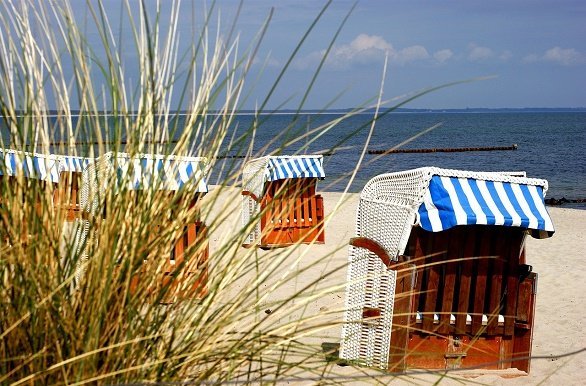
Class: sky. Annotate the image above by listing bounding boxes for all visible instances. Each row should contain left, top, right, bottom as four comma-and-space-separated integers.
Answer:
71, 1, 586, 110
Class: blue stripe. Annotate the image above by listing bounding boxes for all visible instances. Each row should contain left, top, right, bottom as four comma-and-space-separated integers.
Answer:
31, 157, 40, 178
276, 159, 286, 180
429, 177, 457, 230
521, 185, 546, 229
417, 199, 434, 231
485, 181, 513, 227
10, 154, 16, 176
181, 162, 192, 187
304, 157, 317, 177
451, 178, 476, 226
156, 159, 166, 181
293, 158, 303, 177
468, 179, 496, 225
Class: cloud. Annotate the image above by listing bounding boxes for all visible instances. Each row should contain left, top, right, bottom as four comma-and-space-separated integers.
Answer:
396, 45, 430, 64
468, 43, 494, 61
543, 46, 584, 65
294, 34, 432, 70
523, 47, 585, 66
499, 50, 513, 61
522, 54, 539, 63
433, 49, 453, 63
251, 55, 281, 68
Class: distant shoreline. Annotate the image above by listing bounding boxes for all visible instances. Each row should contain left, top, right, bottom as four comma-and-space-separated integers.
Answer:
9, 107, 586, 118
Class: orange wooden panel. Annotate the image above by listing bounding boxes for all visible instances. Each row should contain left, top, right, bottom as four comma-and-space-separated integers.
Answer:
456, 231, 476, 333
504, 232, 523, 336
439, 228, 461, 334
451, 335, 502, 370
472, 228, 491, 336
487, 228, 507, 335
407, 334, 504, 371
314, 195, 325, 243
294, 196, 302, 226
406, 335, 448, 369
512, 273, 536, 374
422, 233, 439, 333
302, 194, 310, 226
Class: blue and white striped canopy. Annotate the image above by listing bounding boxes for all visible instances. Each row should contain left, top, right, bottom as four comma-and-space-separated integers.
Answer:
112, 154, 208, 192
60, 156, 92, 173
265, 156, 325, 182
0, 150, 61, 183
417, 175, 554, 237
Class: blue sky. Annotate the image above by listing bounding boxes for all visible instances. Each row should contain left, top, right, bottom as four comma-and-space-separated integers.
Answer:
75, 1, 586, 110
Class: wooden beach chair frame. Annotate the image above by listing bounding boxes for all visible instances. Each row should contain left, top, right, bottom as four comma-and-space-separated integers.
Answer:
79, 152, 209, 302
339, 167, 554, 375
241, 155, 325, 249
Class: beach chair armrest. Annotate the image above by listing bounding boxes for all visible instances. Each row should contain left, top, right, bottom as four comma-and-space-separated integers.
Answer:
349, 237, 393, 268
241, 190, 260, 202
350, 237, 410, 269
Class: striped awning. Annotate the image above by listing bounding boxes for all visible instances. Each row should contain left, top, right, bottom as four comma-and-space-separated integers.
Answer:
112, 154, 208, 192
60, 156, 92, 173
417, 175, 555, 238
0, 150, 61, 183
265, 155, 325, 182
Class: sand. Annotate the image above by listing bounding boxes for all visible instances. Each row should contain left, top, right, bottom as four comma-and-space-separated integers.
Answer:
205, 187, 586, 385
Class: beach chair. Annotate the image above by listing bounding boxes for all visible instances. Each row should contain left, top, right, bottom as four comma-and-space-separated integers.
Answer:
80, 152, 209, 302
0, 149, 61, 242
339, 167, 554, 374
241, 155, 325, 248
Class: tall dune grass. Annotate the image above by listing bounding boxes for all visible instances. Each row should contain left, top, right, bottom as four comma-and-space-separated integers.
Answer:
0, 0, 373, 383
0, 1, 495, 384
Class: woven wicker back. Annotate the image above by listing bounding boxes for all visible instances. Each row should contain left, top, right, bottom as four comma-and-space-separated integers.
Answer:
340, 169, 430, 368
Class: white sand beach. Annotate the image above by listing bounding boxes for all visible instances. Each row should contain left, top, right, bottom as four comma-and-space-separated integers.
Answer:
205, 187, 586, 385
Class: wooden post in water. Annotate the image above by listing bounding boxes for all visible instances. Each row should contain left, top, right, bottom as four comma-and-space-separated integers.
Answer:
368, 144, 518, 155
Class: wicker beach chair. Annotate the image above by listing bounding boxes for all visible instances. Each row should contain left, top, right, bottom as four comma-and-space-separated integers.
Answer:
79, 152, 209, 302
339, 167, 555, 374
241, 155, 325, 248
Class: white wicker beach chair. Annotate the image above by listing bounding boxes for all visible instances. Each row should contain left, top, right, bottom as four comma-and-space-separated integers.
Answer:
78, 152, 209, 301
340, 167, 554, 373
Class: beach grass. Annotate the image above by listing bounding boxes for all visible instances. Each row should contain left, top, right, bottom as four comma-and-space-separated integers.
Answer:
0, 0, 386, 383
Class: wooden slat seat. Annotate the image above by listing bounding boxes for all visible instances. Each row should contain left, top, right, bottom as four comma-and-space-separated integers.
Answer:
404, 225, 537, 372
256, 178, 325, 248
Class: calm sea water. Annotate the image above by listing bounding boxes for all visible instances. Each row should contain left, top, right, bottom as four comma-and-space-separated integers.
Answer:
2, 111, 585, 206
212, 112, 586, 206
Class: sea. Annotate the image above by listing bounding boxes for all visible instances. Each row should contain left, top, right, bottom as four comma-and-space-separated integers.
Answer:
211, 111, 585, 208
2, 111, 585, 208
